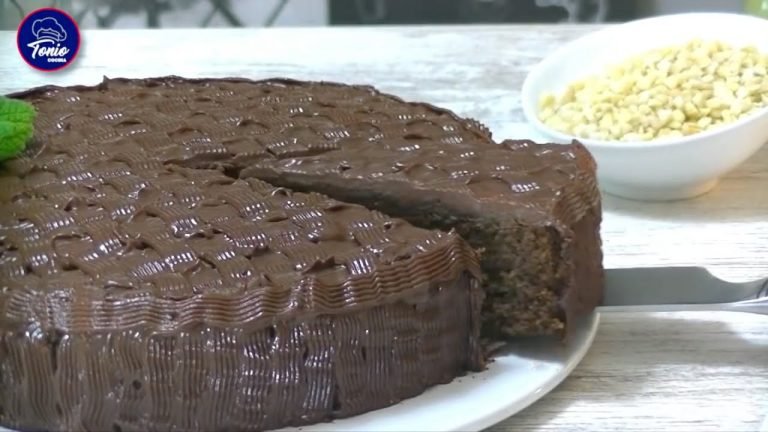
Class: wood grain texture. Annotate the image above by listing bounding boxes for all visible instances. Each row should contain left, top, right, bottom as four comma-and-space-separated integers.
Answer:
1, 25, 766, 432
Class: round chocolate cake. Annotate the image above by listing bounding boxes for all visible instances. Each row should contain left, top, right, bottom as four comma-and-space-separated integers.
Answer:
0, 77, 603, 432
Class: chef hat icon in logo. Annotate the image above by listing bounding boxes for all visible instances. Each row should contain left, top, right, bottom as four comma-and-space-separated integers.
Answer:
31, 17, 67, 42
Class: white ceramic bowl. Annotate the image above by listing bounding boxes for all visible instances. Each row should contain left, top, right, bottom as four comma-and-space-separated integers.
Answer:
522, 13, 768, 201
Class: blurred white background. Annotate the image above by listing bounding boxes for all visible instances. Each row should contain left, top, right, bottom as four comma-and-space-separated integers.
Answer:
1, 0, 327, 29
1, 0, 750, 31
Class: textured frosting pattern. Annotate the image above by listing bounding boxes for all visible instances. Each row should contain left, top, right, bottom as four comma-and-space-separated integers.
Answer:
0, 77, 488, 431
9, 76, 598, 229
1, 79, 482, 332
0, 275, 480, 431
1, 166, 479, 332
0, 76, 602, 431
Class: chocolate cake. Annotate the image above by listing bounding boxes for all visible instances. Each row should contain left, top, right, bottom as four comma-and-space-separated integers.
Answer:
0, 76, 603, 432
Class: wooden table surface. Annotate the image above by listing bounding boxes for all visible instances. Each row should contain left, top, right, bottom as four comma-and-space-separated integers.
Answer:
1, 25, 767, 432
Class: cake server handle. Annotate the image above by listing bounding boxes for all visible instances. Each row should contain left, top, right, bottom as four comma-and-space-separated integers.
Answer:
598, 266, 768, 315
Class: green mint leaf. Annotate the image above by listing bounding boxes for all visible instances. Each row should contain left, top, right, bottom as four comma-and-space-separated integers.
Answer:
0, 96, 37, 162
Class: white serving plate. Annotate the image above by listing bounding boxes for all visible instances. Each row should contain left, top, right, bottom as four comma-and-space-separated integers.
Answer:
278, 313, 599, 432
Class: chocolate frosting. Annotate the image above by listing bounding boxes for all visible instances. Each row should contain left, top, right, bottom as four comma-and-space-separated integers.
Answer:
0, 76, 602, 432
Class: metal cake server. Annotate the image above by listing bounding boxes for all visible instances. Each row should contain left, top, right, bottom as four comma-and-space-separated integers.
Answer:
598, 266, 768, 315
